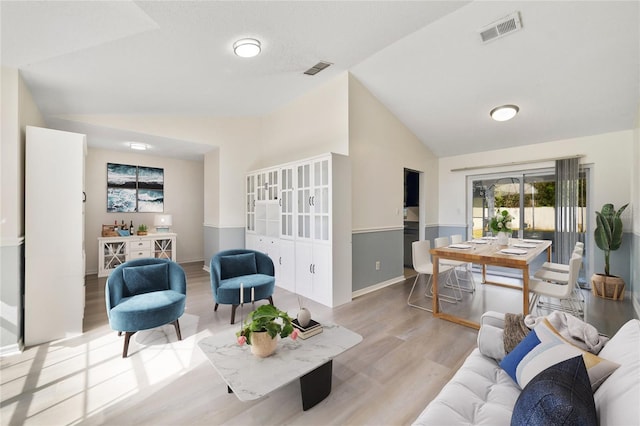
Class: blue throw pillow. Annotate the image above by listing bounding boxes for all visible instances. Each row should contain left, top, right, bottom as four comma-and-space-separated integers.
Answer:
499, 319, 619, 391
511, 356, 597, 426
123, 263, 169, 295
220, 253, 257, 280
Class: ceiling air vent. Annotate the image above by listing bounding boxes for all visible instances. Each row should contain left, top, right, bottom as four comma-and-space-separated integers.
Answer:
479, 12, 522, 43
304, 61, 332, 76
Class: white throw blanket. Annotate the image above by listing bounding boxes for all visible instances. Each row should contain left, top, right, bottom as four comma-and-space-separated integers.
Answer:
524, 311, 609, 354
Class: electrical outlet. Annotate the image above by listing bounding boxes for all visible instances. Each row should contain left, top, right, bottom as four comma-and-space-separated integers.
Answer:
375, 261, 381, 270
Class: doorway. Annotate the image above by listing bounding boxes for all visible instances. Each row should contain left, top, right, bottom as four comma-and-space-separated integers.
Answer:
404, 169, 420, 268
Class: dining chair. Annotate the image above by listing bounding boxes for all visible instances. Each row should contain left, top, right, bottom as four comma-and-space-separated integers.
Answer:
407, 240, 456, 312
448, 234, 476, 292
529, 255, 583, 318
433, 236, 464, 300
539, 241, 584, 273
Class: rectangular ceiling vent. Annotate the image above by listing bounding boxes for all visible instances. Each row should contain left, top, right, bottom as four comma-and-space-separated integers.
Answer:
479, 12, 522, 43
304, 61, 332, 76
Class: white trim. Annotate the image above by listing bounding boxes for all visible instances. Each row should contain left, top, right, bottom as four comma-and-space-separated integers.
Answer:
203, 223, 245, 229
352, 275, 405, 298
203, 265, 211, 273
352, 226, 403, 234
0, 344, 21, 357
0, 237, 24, 247
438, 223, 468, 228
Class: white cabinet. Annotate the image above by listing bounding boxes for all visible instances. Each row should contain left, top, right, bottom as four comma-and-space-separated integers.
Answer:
25, 126, 86, 346
245, 153, 351, 307
98, 233, 177, 277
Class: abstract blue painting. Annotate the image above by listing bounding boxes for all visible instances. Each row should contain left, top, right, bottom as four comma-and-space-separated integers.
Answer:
107, 163, 164, 212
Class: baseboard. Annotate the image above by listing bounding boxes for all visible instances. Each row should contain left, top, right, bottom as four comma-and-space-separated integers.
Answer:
0, 343, 21, 358
352, 275, 405, 299
203, 265, 210, 273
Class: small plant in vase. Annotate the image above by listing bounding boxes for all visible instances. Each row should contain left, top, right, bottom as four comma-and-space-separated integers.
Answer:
296, 296, 311, 327
592, 203, 628, 300
137, 224, 148, 236
236, 304, 297, 357
489, 209, 513, 245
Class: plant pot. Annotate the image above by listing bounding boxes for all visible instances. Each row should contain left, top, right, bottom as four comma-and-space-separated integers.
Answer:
497, 232, 510, 246
137, 231, 148, 236
250, 331, 278, 357
591, 274, 625, 301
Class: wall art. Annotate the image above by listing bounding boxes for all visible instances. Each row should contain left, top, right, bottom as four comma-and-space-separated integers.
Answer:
107, 163, 164, 212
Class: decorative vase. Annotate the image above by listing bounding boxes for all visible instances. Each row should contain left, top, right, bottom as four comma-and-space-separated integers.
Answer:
297, 307, 311, 327
591, 274, 625, 301
250, 331, 278, 357
497, 231, 510, 246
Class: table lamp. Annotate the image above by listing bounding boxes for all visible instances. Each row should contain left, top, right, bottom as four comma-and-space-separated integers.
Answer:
154, 214, 172, 233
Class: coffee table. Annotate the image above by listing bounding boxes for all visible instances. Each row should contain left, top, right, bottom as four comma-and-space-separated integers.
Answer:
197, 323, 362, 410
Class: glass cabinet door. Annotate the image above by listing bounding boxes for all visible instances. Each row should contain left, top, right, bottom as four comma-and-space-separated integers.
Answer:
280, 167, 294, 238
297, 163, 312, 240
246, 174, 255, 231
313, 158, 330, 242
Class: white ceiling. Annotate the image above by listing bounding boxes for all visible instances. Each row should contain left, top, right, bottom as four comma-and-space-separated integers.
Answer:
2, 1, 638, 160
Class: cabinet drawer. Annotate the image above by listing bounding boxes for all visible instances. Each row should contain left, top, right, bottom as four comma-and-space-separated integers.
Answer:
129, 250, 152, 259
130, 240, 152, 250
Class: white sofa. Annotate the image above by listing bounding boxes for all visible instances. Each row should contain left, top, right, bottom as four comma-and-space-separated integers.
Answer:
413, 312, 640, 425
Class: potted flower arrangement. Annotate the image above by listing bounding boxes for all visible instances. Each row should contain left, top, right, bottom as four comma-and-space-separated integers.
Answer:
236, 304, 297, 357
592, 203, 628, 300
489, 209, 513, 245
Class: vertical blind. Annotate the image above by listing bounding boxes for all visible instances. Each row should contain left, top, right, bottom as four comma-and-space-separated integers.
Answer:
555, 157, 580, 263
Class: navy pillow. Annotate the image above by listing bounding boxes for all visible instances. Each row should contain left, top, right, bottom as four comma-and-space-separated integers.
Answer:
219, 253, 257, 280
511, 356, 597, 426
122, 263, 169, 295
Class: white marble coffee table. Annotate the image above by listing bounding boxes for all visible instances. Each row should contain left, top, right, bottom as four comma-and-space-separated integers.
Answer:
198, 323, 362, 410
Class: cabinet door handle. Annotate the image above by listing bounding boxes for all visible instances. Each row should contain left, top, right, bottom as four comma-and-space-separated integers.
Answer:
279, 256, 282, 265
82, 192, 86, 202
308, 196, 312, 206
309, 264, 313, 274
311, 196, 315, 206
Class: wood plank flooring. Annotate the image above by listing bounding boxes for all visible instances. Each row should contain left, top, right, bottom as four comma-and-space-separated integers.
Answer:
1, 262, 636, 425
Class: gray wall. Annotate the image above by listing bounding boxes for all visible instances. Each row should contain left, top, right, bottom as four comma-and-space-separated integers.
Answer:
352, 229, 403, 292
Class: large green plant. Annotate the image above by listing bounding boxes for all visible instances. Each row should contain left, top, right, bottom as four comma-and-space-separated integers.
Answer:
236, 304, 293, 345
594, 203, 628, 276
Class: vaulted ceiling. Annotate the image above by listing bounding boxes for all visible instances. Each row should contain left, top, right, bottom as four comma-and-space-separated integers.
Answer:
2, 1, 638, 159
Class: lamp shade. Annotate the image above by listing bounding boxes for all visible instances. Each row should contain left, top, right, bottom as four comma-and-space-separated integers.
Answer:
154, 214, 172, 227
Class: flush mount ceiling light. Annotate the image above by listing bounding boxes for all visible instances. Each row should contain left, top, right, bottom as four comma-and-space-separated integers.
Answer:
129, 142, 148, 150
233, 38, 261, 58
490, 104, 520, 121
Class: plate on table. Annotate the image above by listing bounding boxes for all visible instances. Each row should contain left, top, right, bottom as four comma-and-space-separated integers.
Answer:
522, 239, 542, 244
500, 248, 528, 255
449, 244, 472, 249
471, 239, 489, 244
513, 243, 537, 248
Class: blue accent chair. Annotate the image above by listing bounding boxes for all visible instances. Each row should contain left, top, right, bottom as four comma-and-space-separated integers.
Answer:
106, 258, 187, 358
210, 249, 275, 324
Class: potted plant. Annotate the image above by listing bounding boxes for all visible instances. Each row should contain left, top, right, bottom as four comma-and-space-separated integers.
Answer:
592, 203, 628, 300
137, 224, 148, 236
489, 209, 514, 245
236, 304, 297, 357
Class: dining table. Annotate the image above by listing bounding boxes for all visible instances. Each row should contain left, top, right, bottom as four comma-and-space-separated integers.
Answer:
430, 238, 552, 329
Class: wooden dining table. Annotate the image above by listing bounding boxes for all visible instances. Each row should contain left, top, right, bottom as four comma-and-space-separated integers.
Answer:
430, 238, 552, 329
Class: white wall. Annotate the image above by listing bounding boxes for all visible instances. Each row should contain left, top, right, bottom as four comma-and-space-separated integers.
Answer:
204, 148, 220, 226
61, 115, 262, 228
348, 74, 438, 231
85, 148, 204, 273
260, 73, 349, 166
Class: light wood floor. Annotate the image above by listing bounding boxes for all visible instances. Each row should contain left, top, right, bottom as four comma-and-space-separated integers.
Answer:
1, 262, 636, 425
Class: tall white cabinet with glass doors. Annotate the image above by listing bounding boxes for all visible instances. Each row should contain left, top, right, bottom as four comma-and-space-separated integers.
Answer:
245, 153, 351, 307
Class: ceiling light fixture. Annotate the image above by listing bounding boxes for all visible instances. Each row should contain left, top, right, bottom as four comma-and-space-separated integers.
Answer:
129, 142, 147, 150
490, 104, 519, 121
233, 38, 261, 58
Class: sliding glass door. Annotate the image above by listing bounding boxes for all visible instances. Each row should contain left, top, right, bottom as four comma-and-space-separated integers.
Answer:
470, 169, 588, 284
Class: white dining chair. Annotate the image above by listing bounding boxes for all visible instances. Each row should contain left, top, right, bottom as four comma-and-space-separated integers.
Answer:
539, 242, 584, 273
448, 234, 476, 292
433, 236, 464, 300
407, 240, 457, 312
529, 254, 583, 318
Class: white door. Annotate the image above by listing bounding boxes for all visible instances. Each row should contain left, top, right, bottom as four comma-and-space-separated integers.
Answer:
294, 241, 314, 299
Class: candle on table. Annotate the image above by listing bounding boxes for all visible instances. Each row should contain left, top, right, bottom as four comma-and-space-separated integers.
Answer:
251, 287, 255, 303
240, 283, 244, 305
